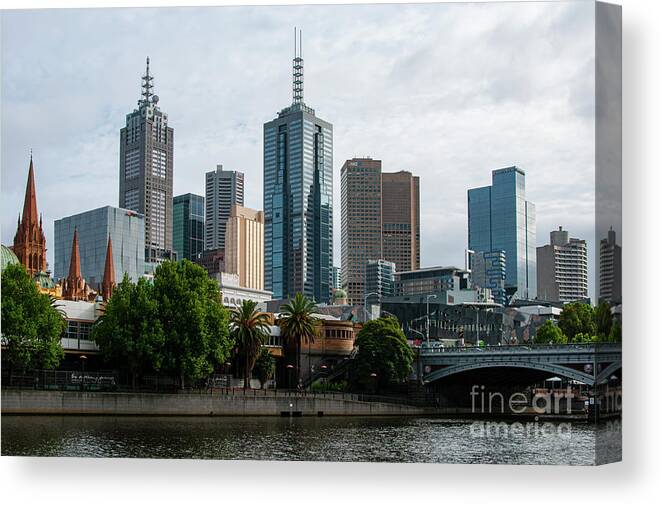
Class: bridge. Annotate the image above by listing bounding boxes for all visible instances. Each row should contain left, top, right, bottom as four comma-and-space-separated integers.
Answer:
419, 343, 622, 387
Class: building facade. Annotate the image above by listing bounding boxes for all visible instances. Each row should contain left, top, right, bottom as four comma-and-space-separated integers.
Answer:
214, 272, 272, 308
470, 249, 507, 305
263, 31, 333, 303
205, 165, 244, 251
224, 204, 264, 290
468, 166, 536, 301
173, 193, 205, 261
599, 228, 622, 304
340, 157, 383, 305
381, 170, 420, 272
392, 265, 486, 304
54, 206, 145, 289
332, 266, 341, 291
12, 157, 47, 277
119, 58, 175, 266
537, 227, 588, 303
365, 259, 396, 304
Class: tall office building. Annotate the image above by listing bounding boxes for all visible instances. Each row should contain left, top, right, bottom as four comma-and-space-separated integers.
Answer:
263, 29, 333, 303
205, 165, 244, 251
332, 266, 341, 291
471, 249, 507, 305
537, 227, 588, 303
54, 206, 145, 289
599, 227, 621, 304
119, 58, 174, 266
468, 166, 536, 301
340, 157, 383, 304
365, 259, 396, 304
173, 193, 205, 261
224, 204, 264, 290
382, 171, 420, 272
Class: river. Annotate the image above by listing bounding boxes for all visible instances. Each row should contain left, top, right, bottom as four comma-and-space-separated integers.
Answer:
1, 415, 621, 465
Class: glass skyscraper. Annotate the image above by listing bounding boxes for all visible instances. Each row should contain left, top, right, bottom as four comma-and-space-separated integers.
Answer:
173, 193, 205, 261
468, 167, 536, 301
54, 206, 145, 288
263, 30, 333, 303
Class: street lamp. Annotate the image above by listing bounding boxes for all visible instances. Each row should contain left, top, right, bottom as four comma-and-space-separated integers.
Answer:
370, 372, 378, 394
80, 355, 88, 392
425, 294, 437, 343
363, 292, 379, 321
286, 364, 294, 390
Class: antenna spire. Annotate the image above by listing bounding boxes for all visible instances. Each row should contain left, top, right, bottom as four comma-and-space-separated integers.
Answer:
141, 56, 154, 105
292, 28, 304, 105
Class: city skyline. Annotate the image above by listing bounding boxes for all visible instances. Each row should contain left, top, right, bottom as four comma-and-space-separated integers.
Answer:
1, 2, 603, 299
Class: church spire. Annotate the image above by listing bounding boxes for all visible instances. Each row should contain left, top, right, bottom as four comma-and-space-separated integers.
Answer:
67, 227, 81, 281
62, 227, 89, 301
292, 27, 304, 105
12, 155, 46, 277
21, 155, 39, 230
100, 235, 116, 300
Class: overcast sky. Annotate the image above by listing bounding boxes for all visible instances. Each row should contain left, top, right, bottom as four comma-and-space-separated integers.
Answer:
1, 1, 599, 297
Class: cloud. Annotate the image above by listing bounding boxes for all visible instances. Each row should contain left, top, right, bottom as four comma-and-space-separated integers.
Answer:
1, 1, 598, 298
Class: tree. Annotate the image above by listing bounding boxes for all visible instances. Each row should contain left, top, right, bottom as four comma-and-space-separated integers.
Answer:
1, 263, 65, 372
279, 293, 320, 388
558, 302, 596, 342
572, 332, 597, 344
608, 321, 622, 343
534, 320, 568, 344
595, 301, 613, 340
92, 274, 164, 388
253, 347, 276, 389
230, 299, 271, 389
348, 316, 414, 393
152, 260, 233, 388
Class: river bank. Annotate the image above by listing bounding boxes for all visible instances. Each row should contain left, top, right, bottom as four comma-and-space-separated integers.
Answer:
1, 390, 432, 417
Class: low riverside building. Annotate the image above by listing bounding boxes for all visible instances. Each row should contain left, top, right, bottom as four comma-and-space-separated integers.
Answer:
215, 272, 272, 308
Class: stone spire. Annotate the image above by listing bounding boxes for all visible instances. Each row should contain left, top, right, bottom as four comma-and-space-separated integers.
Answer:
12, 155, 47, 277
100, 235, 116, 300
62, 228, 88, 301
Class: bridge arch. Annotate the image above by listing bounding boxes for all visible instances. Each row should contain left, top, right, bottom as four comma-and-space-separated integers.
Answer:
423, 361, 595, 386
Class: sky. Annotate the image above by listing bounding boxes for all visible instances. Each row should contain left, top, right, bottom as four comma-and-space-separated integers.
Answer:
1, 1, 600, 298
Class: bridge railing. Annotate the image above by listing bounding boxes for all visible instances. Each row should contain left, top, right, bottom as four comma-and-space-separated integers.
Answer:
419, 343, 622, 354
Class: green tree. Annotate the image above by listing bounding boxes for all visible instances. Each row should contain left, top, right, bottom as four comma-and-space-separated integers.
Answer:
348, 316, 414, 393
253, 347, 276, 389
558, 302, 597, 342
572, 332, 597, 344
1, 263, 66, 372
92, 274, 165, 388
230, 299, 271, 389
152, 260, 232, 388
608, 321, 622, 343
279, 293, 320, 388
534, 320, 568, 344
595, 301, 613, 340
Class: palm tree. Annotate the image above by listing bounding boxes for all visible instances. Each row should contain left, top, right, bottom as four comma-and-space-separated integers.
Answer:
230, 300, 271, 390
279, 293, 320, 388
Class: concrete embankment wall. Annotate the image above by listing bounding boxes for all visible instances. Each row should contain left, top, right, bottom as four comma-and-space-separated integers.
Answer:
1, 390, 429, 416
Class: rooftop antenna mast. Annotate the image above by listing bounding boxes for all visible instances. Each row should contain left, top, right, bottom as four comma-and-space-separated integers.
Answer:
141, 56, 154, 105
292, 27, 304, 105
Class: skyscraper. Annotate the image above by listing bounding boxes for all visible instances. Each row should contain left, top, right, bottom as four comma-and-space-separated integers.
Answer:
263, 29, 333, 303
340, 157, 383, 304
54, 206, 145, 288
537, 227, 588, 303
599, 228, 621, 304
173, 193, 205, 261
365, 259, 396, 304
468, 166, 536, 301
119, 58, 174, 266
205, 165, 244, 251
382, 171, 420, 272
471, 249, 507, 305
224, 204, 264, 290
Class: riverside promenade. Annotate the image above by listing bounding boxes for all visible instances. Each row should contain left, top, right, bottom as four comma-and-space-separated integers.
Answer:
1, 389, 432, 417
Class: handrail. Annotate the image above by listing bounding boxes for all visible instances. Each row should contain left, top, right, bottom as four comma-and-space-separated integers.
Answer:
419, 343, 622, 354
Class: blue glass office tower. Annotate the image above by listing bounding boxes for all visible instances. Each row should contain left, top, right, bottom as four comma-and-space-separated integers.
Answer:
173, 193, 205, 261
468, 167, 536, 301
263, 30, 333, 303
